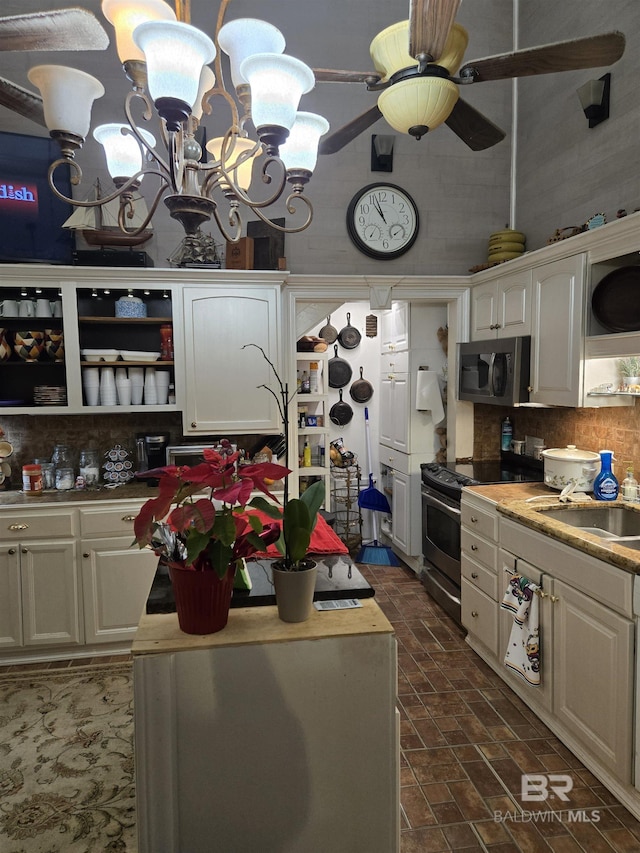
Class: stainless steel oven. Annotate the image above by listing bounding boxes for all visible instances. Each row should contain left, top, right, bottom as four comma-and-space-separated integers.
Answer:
420, 459, 545, 626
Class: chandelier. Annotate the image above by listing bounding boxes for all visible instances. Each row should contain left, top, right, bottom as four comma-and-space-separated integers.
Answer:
26, 0, 330, 256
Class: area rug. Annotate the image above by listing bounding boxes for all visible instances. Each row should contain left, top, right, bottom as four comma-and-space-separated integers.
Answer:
0, 662, 136, 853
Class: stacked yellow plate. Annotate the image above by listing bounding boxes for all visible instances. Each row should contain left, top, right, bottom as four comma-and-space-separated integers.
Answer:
488, 228, 526, 262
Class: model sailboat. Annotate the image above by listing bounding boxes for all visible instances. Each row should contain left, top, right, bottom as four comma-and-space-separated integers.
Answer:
62, 180, 153, 247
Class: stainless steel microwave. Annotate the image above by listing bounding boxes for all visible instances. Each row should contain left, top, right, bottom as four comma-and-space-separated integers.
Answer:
457, 336, 531, 406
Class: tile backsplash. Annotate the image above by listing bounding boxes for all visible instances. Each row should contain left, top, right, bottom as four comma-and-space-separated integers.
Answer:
473, 403, 640, 479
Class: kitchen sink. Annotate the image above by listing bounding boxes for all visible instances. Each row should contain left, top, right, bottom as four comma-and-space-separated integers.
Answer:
537, 506, 640, 538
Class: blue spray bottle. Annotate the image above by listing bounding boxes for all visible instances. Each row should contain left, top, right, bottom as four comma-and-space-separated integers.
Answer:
592, 450, 619, 501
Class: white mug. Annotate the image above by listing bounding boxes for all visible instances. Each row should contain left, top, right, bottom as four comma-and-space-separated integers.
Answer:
36, 298, 52, 318
51, 300, 62, 317
18, 300, 35, 318
0, 300, 19, 316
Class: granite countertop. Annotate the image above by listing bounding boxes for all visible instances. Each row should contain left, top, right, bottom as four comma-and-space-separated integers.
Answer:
0, 482, 158, 507
466, 483, 640, 574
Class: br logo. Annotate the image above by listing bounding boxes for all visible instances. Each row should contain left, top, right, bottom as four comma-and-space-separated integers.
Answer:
521, 774, 573, 802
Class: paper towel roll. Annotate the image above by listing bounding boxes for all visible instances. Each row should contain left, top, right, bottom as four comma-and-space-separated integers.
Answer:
416, 370, 445, 424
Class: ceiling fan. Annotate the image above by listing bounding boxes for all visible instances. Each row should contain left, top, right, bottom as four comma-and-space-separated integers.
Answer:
0, 7, 109, 129
313, 0, 625, 154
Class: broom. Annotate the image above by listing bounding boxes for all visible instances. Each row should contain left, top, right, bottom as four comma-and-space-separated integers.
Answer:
356, 407, 399, 566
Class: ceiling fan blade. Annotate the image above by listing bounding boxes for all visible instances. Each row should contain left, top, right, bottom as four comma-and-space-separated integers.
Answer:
0, 8, 110, 52
444, 98, 505, 150
313, 68, 381, 84
458, 31, 625, 83
410, 0, 461, 61
0, 77, 45, 127
318, 105, 383, 155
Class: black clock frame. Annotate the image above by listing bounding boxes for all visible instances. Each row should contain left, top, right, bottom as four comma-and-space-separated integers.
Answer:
346, 183, 419, 260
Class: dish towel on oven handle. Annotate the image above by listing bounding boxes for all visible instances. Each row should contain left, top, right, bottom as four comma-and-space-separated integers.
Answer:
501, 572, 541, 686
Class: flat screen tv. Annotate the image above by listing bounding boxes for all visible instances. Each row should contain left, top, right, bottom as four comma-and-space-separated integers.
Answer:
0, 131, 74, 264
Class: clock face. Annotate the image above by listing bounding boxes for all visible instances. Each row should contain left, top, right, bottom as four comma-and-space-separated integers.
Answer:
346, 183, 419, 259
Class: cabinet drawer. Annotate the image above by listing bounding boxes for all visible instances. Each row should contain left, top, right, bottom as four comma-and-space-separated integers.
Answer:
80, 503, 144, 537
461, 528, 498, 572
461, 503, 498, 542
381, 351, 409, 374
461, 579, 498, 655
378, 445, 411, 475
0, 509, 77, 540
462, 555, 498, 599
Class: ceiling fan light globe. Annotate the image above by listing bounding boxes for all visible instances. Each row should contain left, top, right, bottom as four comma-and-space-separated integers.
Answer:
101, 0, 176, 64
27, 64, 104, 140
218, 19, 286, 89
378, 77, 459, 136
132, 20, 215, 110
93, 123, 156, 179
370, 20, 412, 81
240, 53, 315, 132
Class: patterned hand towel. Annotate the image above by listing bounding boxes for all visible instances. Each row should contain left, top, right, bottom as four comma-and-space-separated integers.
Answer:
501, 572, 541, 686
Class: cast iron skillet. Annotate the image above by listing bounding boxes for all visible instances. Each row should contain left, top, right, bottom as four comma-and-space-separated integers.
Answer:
328, 344, 352, 388
330, 389, 353, 425
337, 312, 361, 349
349, 367, 374, 403
592, 266, 640, 332
318, 315, 338, 344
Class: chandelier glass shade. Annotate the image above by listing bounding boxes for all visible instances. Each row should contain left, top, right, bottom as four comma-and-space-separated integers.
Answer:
27, 0, 330, 254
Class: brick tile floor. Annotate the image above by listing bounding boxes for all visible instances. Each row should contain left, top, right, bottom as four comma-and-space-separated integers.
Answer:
359, 562, 640, 853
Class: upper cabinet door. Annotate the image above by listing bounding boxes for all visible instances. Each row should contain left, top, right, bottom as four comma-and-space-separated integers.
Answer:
182, 285, 282, 434
470, 270, 532, 340
530, 255, 586, 407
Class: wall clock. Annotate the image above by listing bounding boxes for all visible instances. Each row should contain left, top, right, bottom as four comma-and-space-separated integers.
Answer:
346, 183, 419, 260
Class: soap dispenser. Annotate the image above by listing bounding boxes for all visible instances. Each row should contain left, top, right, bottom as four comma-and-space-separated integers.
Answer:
622, 464, 638, 502
593, 450, 619, 501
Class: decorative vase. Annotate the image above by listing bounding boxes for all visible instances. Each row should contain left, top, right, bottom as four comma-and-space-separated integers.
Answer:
168, 561, 235, 634
0, 329, 10, 362
622, 376, 640, 388
271, 560, 318, 623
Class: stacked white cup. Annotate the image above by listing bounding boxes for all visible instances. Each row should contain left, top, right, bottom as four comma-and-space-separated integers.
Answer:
155, 369, 171, 405
129, 367, 144, 405
100, 367, 117, 407
144, 367, 157, 404
116, 368, 132, 405
82, 367, 100, 406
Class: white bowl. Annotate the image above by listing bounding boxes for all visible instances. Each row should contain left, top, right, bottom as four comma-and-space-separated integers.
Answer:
120, 350, 161, 362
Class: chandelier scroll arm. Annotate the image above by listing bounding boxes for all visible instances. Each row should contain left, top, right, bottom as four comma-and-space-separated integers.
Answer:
244, 193, 314, 234
211, 202, 242, 244
124, 89, 173, 185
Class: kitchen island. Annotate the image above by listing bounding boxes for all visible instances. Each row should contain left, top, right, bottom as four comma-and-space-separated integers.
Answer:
461, 483, 640, 821
132, 599, 399, 853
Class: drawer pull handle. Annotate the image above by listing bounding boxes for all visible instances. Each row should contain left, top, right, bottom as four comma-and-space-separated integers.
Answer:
8, 523, 28, 531
8, 548, 16, 555
471, 572, 478, 579
21, 548, 28, 554
471, 610, 478, 618
471, 544, 478, 551
83, 552, 90, 558
121, 515, 136, 522
470, 516, 478, 523
191, 421, 197, 428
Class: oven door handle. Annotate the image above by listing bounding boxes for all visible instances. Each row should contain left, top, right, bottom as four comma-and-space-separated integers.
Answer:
421, 487, 461, 522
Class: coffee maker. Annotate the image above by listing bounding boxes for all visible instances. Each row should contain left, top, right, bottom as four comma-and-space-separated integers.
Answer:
137, 432, 170, 485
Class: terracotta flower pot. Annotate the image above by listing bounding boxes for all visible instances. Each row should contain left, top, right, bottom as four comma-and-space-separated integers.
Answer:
168, 563, 235, 634
271, 560, 317, 623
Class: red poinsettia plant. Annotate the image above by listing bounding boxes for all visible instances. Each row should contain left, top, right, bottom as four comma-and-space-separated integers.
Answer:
133, 446, 290, 578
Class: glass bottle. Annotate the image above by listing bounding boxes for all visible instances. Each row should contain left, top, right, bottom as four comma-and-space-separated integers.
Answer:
159, 324, 174, 360
303, 440, 312, 467
79, 448, 100, 488
622, 465, 638, 502
500, 416, 513, 452
51, 444, 72, 469
593, 450, 619, 501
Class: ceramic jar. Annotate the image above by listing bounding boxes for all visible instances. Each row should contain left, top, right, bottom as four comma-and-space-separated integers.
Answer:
541, 445, 601, 492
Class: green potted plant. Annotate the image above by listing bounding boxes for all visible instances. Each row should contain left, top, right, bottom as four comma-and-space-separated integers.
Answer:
133, 447, 289, 634
617, 356, 640, 387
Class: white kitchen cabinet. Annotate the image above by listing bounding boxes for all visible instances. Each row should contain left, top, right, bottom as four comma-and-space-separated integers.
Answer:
380, 354, 438, 455
529, 253, 586, 406
80, 502, 157, 645
470, 269, 532, 340
380, 301, 409, 352
379, 448, 422, 559
181, 283, 282, 434
0, 509, 82, 650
